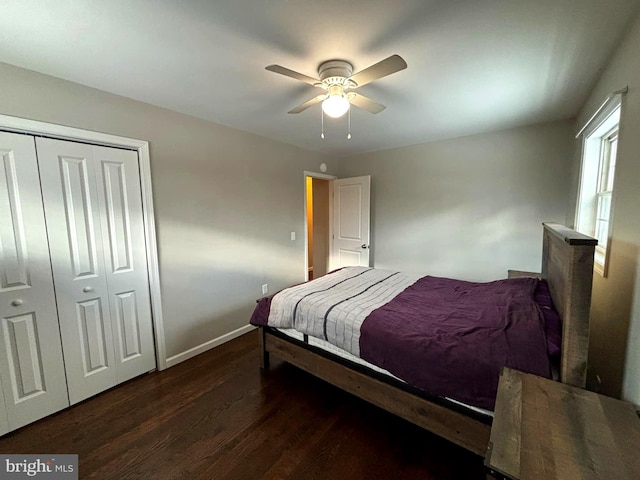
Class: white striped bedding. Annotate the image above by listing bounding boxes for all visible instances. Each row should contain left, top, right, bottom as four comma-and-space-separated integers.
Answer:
267, 267, 420, 356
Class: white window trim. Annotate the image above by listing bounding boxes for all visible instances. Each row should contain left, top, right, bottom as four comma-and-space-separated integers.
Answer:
575, 90, 625, 277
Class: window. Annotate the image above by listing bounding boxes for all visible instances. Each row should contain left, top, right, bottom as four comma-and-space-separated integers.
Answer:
594, 126, 617, 249
575, 95, 622, 277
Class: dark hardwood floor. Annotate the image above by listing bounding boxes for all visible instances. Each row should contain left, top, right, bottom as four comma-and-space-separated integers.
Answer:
0, 330, 485, 479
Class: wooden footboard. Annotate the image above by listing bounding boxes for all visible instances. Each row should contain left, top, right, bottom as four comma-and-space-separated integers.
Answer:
260, 326, 492, 456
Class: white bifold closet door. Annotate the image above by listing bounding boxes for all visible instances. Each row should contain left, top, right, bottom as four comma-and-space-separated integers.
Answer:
36, 137, 155, 405
0, 132, 69, 434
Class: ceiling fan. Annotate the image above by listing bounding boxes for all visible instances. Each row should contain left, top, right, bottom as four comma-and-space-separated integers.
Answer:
266, 55, 407, 118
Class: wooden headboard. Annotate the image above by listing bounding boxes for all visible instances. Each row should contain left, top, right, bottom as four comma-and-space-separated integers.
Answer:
541, 223, 597, 388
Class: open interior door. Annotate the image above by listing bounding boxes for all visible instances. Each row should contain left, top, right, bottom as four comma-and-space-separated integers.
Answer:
330, 175, 371, 269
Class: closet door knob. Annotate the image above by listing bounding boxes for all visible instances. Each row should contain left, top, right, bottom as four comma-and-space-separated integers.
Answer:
11, 299, 23, 307
82, 286, 94, 293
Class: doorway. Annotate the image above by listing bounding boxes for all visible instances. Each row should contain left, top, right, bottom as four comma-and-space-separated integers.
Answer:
305, 173, 333, 281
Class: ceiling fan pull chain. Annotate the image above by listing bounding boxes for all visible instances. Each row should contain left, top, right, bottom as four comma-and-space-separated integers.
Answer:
321, 109, 325, 139
347, 108, 352, 140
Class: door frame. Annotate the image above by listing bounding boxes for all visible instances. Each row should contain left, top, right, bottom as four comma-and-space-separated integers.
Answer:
0, 113, 167, 370
303, 171, 336, 281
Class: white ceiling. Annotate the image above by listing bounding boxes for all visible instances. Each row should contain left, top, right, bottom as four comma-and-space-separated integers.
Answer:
1, 0, 638, 156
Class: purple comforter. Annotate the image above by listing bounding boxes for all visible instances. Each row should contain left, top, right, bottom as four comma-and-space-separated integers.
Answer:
251, 274, 552, 410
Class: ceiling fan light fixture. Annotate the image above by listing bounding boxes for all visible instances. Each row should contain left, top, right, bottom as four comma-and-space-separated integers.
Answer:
266, 55, 407, 119
322, 94, 350, 118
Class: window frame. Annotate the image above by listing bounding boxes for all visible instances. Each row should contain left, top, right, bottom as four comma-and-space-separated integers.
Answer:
593, 126, 617, 252
575, 94, 623, 278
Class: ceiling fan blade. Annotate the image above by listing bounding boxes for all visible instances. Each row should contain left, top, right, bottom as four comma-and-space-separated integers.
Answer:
288, 94, 326, 114
349, 93, 386, 114
266, 65, 320, 86
349, 55, 407, 87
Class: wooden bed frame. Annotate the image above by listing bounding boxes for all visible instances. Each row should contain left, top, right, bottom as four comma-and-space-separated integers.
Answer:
257, 223, 597, 456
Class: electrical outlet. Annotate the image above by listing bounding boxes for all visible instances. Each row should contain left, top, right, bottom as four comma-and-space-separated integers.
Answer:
290, 231, 296, 241
262, 284, 268, 295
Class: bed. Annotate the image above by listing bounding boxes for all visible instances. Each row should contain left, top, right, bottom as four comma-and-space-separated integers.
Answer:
250, 223, 597, 455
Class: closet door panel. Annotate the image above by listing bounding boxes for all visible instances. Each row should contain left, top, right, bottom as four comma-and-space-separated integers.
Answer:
77, 298, 110, 373
94, 146, 155, 381
58, 155, 99, 277
0, 132, 69, 431
36, 137, 116, 405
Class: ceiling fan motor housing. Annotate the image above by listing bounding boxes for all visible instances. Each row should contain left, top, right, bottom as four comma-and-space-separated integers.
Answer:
318, 60, 354, 87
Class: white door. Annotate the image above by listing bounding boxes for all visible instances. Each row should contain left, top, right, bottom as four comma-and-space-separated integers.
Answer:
36, 137, 155, 404
331, 175, 371, 269
0, 132, 69, 432
37, 138, 116, 404
93, 145, 156, 383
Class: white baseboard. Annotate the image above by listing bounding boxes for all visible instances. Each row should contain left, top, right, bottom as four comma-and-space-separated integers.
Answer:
164, 324, 256, 368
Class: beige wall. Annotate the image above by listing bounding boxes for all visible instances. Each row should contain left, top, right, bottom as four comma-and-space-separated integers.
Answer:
336, 120, 575, 282
0, 62, 331, 362
569, 11, 640, 402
